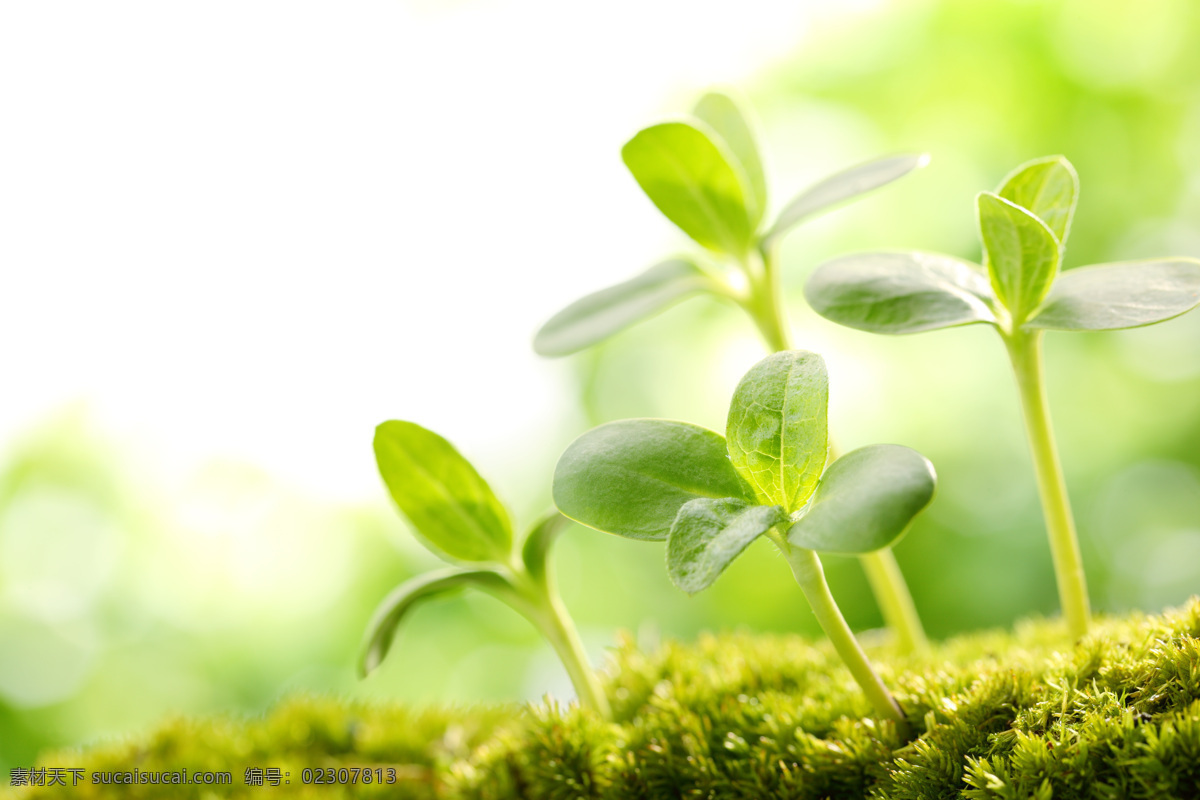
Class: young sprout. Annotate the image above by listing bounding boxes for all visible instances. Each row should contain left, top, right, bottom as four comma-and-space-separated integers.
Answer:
554, 350, 936, 735
804, 155, 1200, 639
534, 90, 931, 653
360, 420, 610, 718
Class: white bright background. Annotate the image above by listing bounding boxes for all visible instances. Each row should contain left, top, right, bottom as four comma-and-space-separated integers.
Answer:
0, 0, 876, 502
0, 0, 897, 726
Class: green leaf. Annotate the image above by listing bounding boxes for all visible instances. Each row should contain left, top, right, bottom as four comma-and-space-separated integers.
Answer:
553, 419, 752, 541
787, 444, 936, 555
533, 259, 710, 357
692, 91, 766, 225
666, 498, 786, 594
977, 192, 1060, 323
358, 568, 517, 676
521, 511, 571, 585
764, 154, 928, 244
622, 121, 756, 257
805, 251, 997, 334
374, 421, 512, 563
1026, 259, 1200, 331
726, 351, 828, 513
997, 155, 1078, 246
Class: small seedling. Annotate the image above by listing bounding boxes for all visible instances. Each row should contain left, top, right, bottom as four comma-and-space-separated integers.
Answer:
533, 91, 927, 358
553, 350, 936, 733
360, 420, 610, 718
534, 91, 931, 653
804, 155, 1200, 639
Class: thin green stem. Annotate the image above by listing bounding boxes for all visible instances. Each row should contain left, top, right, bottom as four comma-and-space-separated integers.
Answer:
743, 245, 793, 352
743, 242, 928, 655
517, 570, 611, 718
1004, 329, 1090, 639
782, 544, 910, 737
860, 549, 929, 654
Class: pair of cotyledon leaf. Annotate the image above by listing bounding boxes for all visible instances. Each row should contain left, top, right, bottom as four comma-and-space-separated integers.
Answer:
362, 421, 570, 676
806, 156, 1200, 336
534, 89, 927, 357
553, 350, 937, 594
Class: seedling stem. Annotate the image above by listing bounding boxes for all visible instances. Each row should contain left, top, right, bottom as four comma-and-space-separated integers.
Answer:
783, 543, 910, 737
743, 245, 791, 354
365, 422, 611, 718
741, 244, 930, 655
860, 546, 928, 656
1004, 329, 1090, 639
518, 566, 613, 718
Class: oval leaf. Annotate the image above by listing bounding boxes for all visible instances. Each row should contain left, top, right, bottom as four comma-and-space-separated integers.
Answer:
997, 155, 1079, 247
692, 91, 767, 225
521, 511, 571, 585
553, 419, 752, 541
805, 251, 997, 334
374, 421, 512, 563
787, 444, 936, 555
726, 351, 828, 513
667, 498, 786, 595
764, 154, 928, 244
358, 568, 517, 677
533, 259, 710, 357
622, 121, 756, 257
1027, 259, 1200, 331
978, 191, 1060, 323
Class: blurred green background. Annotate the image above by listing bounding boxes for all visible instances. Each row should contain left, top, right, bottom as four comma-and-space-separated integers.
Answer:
4, 0, 1200, 772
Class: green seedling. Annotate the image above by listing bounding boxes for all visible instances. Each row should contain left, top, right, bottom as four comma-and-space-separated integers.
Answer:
553, 350, 936, 734
804, 155, 1200, 639
360, 420, 610, 718
535, 90, 931, 653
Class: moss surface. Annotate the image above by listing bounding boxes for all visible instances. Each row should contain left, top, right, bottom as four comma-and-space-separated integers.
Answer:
6, 599, 1200, 799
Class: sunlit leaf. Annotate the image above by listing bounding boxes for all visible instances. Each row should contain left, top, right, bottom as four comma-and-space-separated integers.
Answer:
667, 498, 785, 594
787, 444, 936, 555
764, 154, 928, 243
622, 121, 756, 257
553, 419, 752, 541
978, 191, 1060, 323
358, 568, 517, 676
374, 421, 512, 563
533, 259, 709, 357
692, 91, 767, 225
726, 351, 828, 512
1027, 259, 1200, 331
997, 155, 1078, 246
805, 251, 997, 334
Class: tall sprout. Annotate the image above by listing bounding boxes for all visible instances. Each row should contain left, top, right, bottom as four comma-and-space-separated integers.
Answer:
535, 91, 931, 653
804, 156, 1200, 638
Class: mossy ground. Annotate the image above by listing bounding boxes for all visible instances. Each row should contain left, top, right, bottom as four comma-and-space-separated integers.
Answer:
6, 599, 1200, 799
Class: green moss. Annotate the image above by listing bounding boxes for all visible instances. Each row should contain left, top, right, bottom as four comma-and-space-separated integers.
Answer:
6, 600, 1200, 799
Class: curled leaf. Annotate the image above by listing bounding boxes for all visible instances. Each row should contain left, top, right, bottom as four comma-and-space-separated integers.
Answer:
521, 511, 572, 585
359, 568, 517, 677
